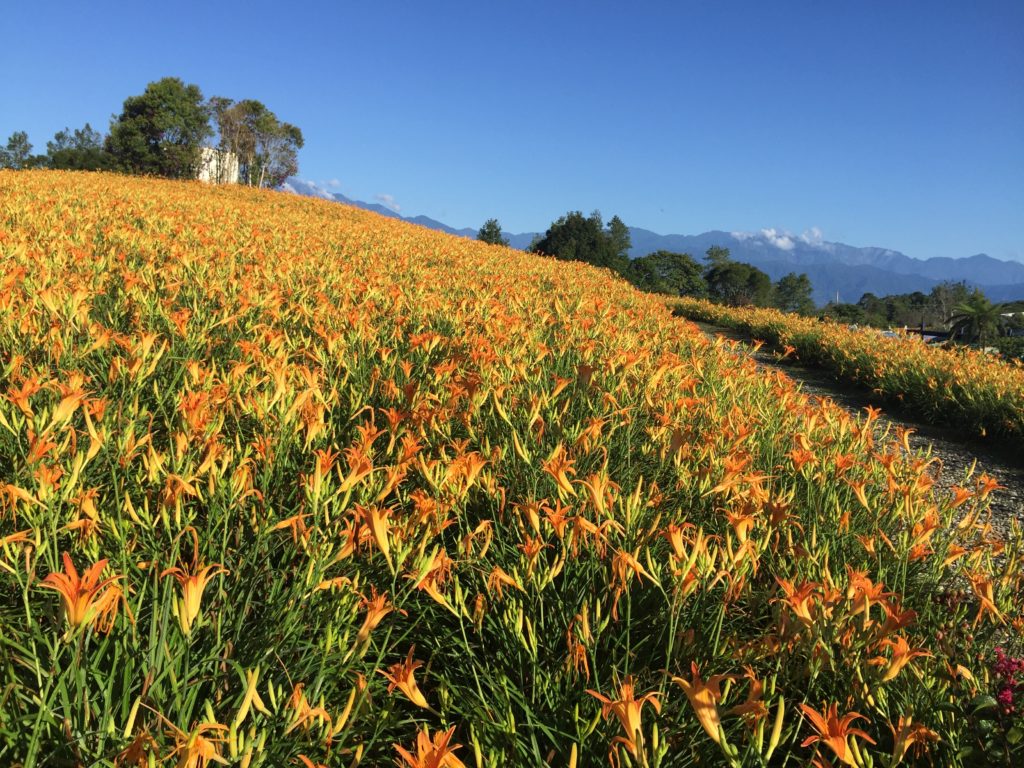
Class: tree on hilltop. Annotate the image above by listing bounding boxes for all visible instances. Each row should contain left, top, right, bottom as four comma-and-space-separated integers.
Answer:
1, 131, 36, 169
531, 210, 631, 274
106, 77, 212, 178
703, 246, 773, 306
478, 218, 509, 246
627, 250, 706, 296
773, 272, 815, 314
704, 244, 732, 268
210, 98, 303, 187
47, 124, 117, 171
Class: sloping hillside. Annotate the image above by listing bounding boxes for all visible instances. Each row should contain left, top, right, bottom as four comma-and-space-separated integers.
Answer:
1, 171, 1019, 767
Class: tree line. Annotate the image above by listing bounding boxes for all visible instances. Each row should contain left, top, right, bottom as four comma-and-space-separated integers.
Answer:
823, 285, 1022, 344
477, 212, 1020, 347
477, 212, 817, 314
0, 77, 302, 186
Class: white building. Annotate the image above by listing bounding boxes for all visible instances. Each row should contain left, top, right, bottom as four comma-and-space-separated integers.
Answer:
197, 147, 239, 184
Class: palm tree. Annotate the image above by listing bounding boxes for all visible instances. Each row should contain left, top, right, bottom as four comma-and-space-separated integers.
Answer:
947, 292, 1005, 344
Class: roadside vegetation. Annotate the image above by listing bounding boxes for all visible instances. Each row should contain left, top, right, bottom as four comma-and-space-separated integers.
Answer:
670, 298, 1024, 445
1, 171, 1022, 766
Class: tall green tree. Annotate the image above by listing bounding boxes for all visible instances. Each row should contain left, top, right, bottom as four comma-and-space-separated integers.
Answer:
703, 246, 773, 306
106, 77, 212, 178
704, 245, 732, 268
773, 272, 815, 314
210, 98, 303, 187
948, 291, 1006, 344
627, 250, 706, 296
607, 215, 631, 261
46, 124, 117, 171
1, 131, 34, 169
530, 210, 630, 273
477, 218, 509, 246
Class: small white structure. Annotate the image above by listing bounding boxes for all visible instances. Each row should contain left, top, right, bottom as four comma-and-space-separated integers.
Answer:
197, 147, 239, 184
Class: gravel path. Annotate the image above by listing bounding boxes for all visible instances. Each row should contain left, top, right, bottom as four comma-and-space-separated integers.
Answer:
691, 321, 1024, 533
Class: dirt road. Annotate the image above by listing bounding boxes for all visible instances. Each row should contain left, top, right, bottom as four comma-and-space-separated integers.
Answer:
691, 321, 1024, 533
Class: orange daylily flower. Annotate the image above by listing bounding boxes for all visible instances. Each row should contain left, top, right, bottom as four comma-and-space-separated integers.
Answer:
776, 577, 819, 626
357, 503, 395, 566
166, 722, 229, 768
409, 548, 454, 607
486, 566, 524, 600
888, 715, 938, 765
285, 683, 332, 734
273, 512, 311, 544
357, 588, 395, 645
394, 725, 467, 768
799, 702, 876, 767
338, 446, 374, 492
40, 551, 129, 633
577, 472, 618, 517
541, 443, 576, 497
968, 571, 1004, 625
586, 677, 661, 757
609, 549, 654, 619
845, 567, 891, 620
727, 667, 769, 725
1, 528, 34, 548
115, 730, 159, 767
673, 662, 732, 744
161, 562, 227, 636
381, 647, 430, 709
948, 485, 973, 509
869, 635, 931, 682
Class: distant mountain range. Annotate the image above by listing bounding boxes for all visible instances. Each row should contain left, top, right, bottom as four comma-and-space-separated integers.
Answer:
282, 179, 1024, 305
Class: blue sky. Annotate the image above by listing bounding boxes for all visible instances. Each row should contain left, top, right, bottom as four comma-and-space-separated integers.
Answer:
3, 1, 1022, 261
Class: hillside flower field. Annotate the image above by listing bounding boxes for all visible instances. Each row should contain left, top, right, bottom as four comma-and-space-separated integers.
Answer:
669, 298, 1024, 445
1, 171, 1022, 766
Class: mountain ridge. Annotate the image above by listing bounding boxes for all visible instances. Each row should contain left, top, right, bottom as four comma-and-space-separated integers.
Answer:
281, 179, 1024, 304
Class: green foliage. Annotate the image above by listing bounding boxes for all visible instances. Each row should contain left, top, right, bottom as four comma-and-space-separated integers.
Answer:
210, 98, 303, 187
995, 336, 1024, 360
606, 215, 631, 263
106, 77, 212, 178
627, 250, 706, 297
477, 218, 509, 246
1, 131, 36, 169
949, 291, 1008, 344
530, 210, 631, 274
850, 282, 975, 330
703, 247, 773, 306
820, 301, 866, 324
773, 272, 815, 314
46, 124, 118, 171
704, 244, 731, 267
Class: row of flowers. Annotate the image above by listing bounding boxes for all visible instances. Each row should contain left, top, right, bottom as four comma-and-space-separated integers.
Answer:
670, 297, 1024, 443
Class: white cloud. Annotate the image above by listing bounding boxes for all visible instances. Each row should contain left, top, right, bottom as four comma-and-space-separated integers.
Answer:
325, 178, 341, 188
375, 193, 401, 213
731, 230, 755, 241
760, 228, 795, 250
799, 227, 824, 246
282, 179, 336, 200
